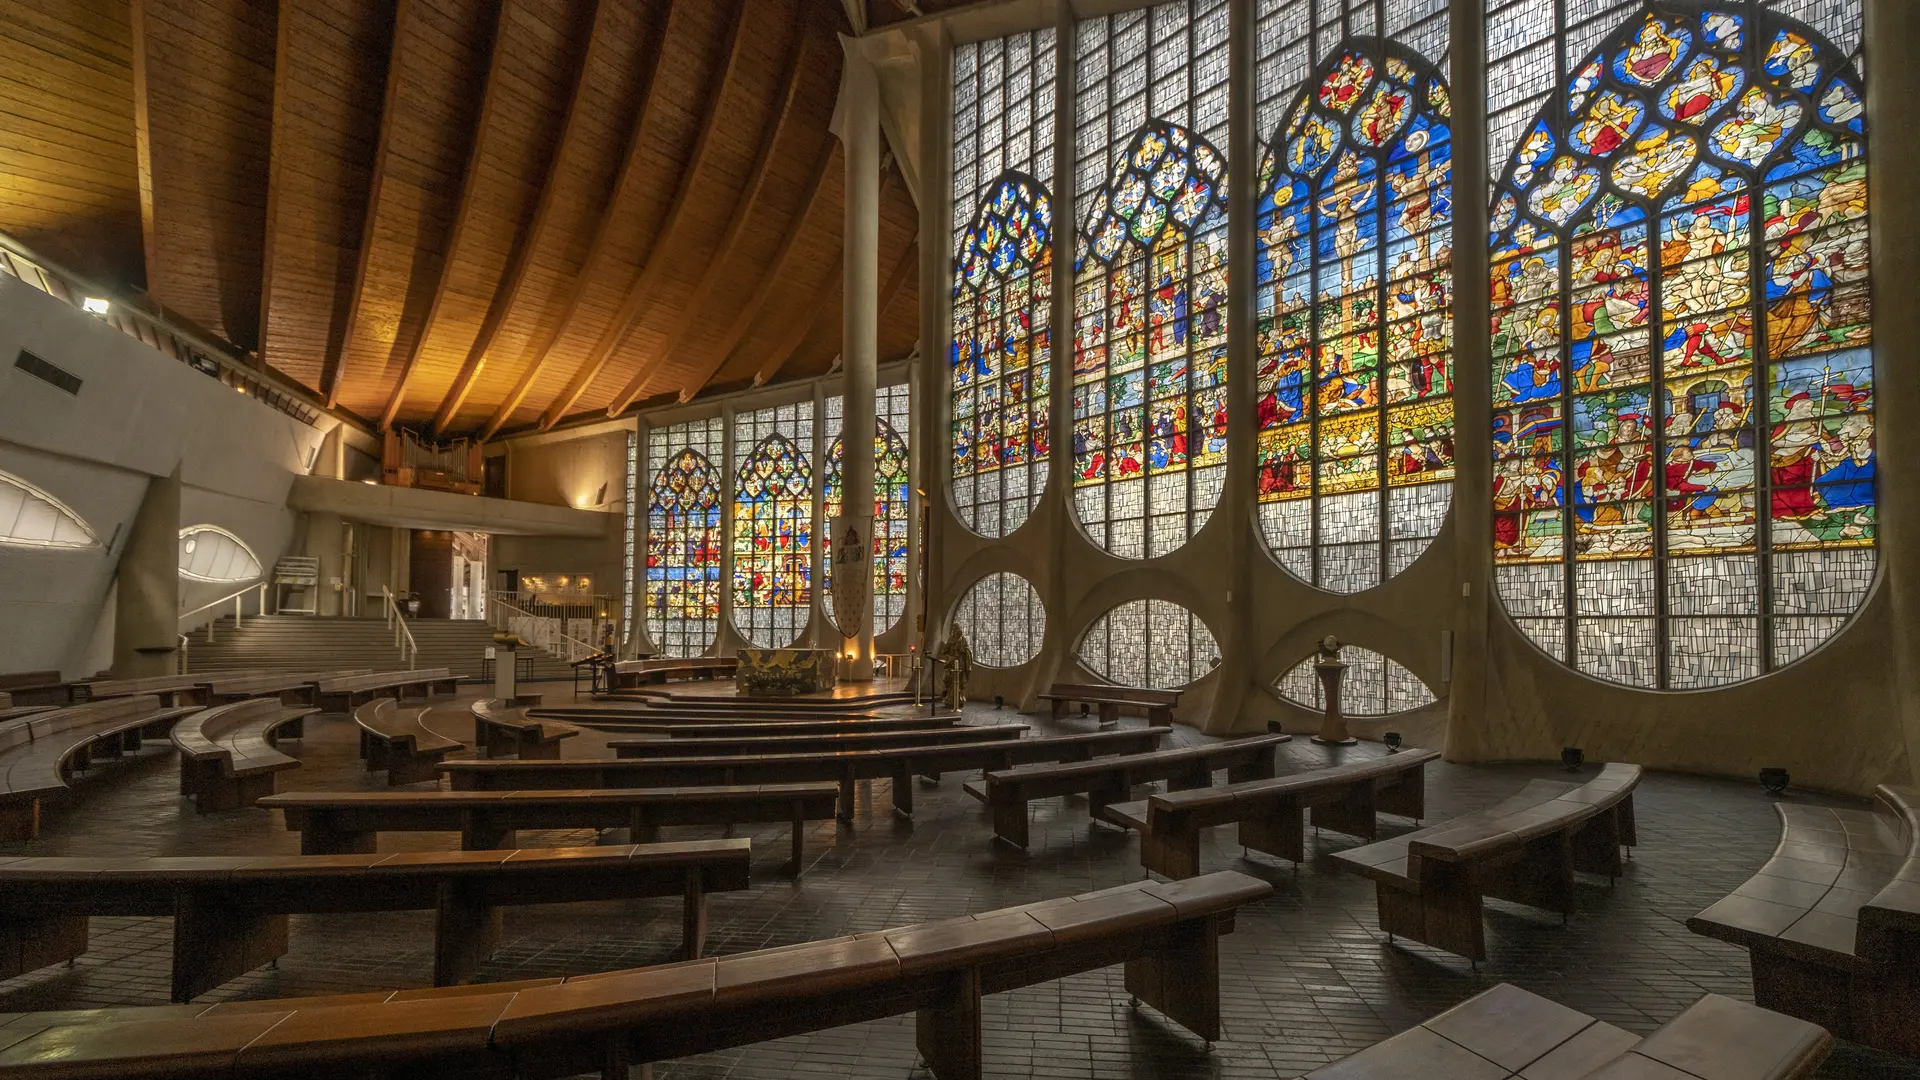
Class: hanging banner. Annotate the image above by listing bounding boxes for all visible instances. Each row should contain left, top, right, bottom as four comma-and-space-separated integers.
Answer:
828, 514, 871, 638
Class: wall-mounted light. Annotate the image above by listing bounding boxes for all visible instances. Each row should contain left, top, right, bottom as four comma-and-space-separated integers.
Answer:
81, 297, 110, 315
363, 479, 378, 486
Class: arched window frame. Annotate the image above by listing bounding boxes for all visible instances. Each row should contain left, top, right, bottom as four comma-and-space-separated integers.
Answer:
731, 403, 816, 649
824, 384, 914, 634
644, 431, 725, 658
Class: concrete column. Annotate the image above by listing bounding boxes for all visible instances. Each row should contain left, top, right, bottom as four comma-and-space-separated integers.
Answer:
915, 22, 951, 666
1865, 0, 1920, 780
1036, 8, 1078, 703
1441, 0, 1494, 760
715, 405, 738, 657
1217, 0, 1256, 732
837, 35, 881, 680
112, 465, 181, 677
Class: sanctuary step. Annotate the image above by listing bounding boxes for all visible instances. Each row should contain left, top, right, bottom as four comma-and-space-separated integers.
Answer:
183, 615, 575, 682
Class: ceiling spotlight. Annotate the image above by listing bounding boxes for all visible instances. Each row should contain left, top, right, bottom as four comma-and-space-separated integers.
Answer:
82, 297, 110, 315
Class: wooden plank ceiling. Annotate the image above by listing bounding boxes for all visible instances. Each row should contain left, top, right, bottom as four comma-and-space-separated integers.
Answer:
0, 0, 921, 438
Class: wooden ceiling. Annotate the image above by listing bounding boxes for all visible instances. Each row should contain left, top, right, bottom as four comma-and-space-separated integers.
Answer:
0, 0, 922, 437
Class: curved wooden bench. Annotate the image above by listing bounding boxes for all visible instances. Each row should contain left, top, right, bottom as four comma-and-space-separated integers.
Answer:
576, 713, 961, 738
201, 669, 371, 705
316, 668, 458, 714
1686, 784, 1920, 1056
260, 782, 840, 874
0, 690, 55, 723
590, 695, 871, 715
1332, 764, 1642, 962
966, 734, 1293, 850
606, 657, 740, 689
1038, 681, 1182, 728
355, 698, 465, 785
1305, 981, 1832, 1080
0, 871, 1270, 1079
77, 673, 209, 707
608, 722, 1028, 758
0, 840, 750, 1002
0, 696, 200, 840
170, 699, 319, 811
471, 699, 581, 760
441, 726, 1172, 824
1106, 747, 1441, 878
0, 669, 67, 707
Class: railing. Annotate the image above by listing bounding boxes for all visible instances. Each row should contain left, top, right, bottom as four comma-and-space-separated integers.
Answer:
488, 593, 602, 663
177, 634, 190, 676
179, 582, 269, 643
0, 231, 325, 427
381, 586, 419, 670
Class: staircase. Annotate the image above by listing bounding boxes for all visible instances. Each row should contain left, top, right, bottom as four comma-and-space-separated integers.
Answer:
183, 615, 576, 682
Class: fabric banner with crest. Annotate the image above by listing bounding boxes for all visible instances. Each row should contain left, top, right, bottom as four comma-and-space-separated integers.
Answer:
828, 514, 871, 638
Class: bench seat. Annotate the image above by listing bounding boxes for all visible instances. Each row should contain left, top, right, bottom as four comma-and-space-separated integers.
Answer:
1105, 747, 1440, 878
0, 840, 750, 1002
0, 696, 200, 840
471, 699, 582, 759
1686, 784, 1920, 1056
259, 783, 841, 875
967, 734, 1293, 849
75, 674, 210, 707
170, 699, 319, 811
1038, 681, 1182, 728
1331, 765, 1642, 961
201, 670, 370, 705
580, 713, 962, 738
0, 871, 1271, 1080
316, 668, 459, 714
356, 699, 466, 785
607, 722, 1028, 758
1304, 981, 1831, 1080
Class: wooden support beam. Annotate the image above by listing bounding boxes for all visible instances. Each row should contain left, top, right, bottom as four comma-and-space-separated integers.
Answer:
536, 3, 754, 431
602, 13, 814, 419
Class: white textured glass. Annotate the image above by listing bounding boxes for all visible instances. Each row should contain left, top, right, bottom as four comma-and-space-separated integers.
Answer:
0, 470, 98, 550
1077, 598, 1220, 688
177, 525, 262, 583
1276, 644, 1437, 715
952, 571, 1047, 668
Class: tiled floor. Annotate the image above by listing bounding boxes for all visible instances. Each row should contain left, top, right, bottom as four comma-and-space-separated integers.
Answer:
2, 688, 1914, 1079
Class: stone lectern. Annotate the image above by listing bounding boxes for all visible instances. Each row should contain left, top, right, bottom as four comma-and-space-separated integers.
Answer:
1312, 635, 1358, 746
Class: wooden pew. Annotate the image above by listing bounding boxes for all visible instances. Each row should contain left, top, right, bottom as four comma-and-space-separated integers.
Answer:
580, 713, 960, 738
1105, 747, 1441, 878
1037, 681, 1182, 728
606, 657, 740, 689
0, 690, 56, 723
472, 699, 582, 759
315, 668, 459, 713
589, 695, 870, 716
260, 783, 841, 874
0, 696, 202, 840
1332, 764, 1642, 962
169, 698, 320, 811
1303, 981, 1832, 1080
77, 673, 210, 708
0, 872, 1272, 1080
441, 727, 1174, 825
356, 698, 466, 785
201, 670, 371, 705
0, 840, 751, 1002
607, 723, 1028, 758
1686, 784, 1920, 1057
967, 734, 1294, 849
0, 670, 71, 707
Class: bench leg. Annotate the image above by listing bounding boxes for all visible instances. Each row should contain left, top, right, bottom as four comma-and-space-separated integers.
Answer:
518, 734, 563, 760
1375, 769, 1426, 820
434, 882, 502, 986
276, 716, 304, 741
628, 807, 659, 844
837, 770, 856, 826
1166, 763, 1212, 793
1226, 747, 1277, 784
1098, 703, 1119, 729
1142, 818, 1203, 879
173, 893, 288, 1002
790, 812, 806, 877
1238, 804, 1306, 866
891, 762, 915, 818
681, 874, 708, 960
1383, 864, 1486, 961
1125, 917, 1223, 1042
1569, 811, 1625, 878
387, 748, 446, 787
1149, 707, 1172, 728
461, 814, 517, 851
1309, 783, 1379, 841
0, 913, 88, 979
180, 756, 216, 798
300, 817, 377, 856
916, 968, 983, 1080
1751, 949, 1856, 1042
1479, 832, 1577, 916
0, 799, 40, 842
990, 794, 1030, 849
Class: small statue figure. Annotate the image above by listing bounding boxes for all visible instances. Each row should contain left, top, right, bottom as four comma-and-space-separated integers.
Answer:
1316, 634, 1343, 664
1312, 635, 1357, 746
935, 622, 974, 710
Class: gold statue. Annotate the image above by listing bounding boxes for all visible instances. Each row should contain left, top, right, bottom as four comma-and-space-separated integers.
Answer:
935, 622, 974, 710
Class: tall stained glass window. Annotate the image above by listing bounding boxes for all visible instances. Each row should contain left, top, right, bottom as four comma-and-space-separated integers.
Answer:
824, 384, 913, 634
732, 402, 816, 648
953, 30, 1056, 538
952, 571, 1048, 668
1071, 0, 1231, 559
645, 418, 724, 656
1254, 0, 1455, 591
1077, 598, 1221, 688
1489, 0, 1874, 688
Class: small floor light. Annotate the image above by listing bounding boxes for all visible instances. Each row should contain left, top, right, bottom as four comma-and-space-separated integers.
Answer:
1760, 768, 1790, 795
993, 694, 1004, 711
1560, 747, 1584, 772
1382, 731, 1403, 753
1080, 703, 1090, 717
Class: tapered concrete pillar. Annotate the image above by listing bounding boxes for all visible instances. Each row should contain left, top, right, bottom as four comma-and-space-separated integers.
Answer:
1865, 0, 1920, 780
306, 512, 346, 618
836, 35, 881, 681
112, 466, 181, 677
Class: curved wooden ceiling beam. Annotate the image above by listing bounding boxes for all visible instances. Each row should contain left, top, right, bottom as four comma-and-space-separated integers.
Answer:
748, 167, 899, 387
534, 1, 755, 431
673, 142, 836, 402
600, 9, 812, 420
429, 0, 613, 436
378, 0, 518, 431
480, 0, 690, 442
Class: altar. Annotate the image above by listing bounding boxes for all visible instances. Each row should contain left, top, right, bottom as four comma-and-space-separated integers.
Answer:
736, 648, 839, 696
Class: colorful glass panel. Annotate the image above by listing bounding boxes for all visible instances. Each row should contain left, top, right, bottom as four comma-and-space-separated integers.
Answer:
645, 418, 724, 657
1077, 599, 1221, 689
952, 571, 1047, 668
1489, 1, 1873, 689
1072, 0, 1231, 559
732, 403, 815, 648
824, 384, 913, 635
952, 30, 1056, 538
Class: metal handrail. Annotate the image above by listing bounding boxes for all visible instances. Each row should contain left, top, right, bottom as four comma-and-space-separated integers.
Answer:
178, 582, 269, 643
489, 594, 600, 662
381, 586, 419, 670
177, 634, 190, 675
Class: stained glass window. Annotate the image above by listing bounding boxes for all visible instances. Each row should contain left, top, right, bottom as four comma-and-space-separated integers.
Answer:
1255, 14, 1456, 591
953, 30, 1056, 538
1071, 1, 1231, 559
824, 384, 913, 635
1275, 645, 1436, 714
1077, 599, 1220, 688
952, 571, 1047, 668
1489, 0, 1873, 688
732, 402, 816, 648
645, 417, 724, 656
